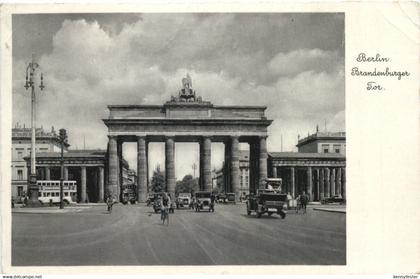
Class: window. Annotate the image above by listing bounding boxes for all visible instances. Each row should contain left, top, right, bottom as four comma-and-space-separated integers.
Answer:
17, 186, 23, 196
333, 144, 341, 153
43, 193, 47, 197
322, 144, 329, 153
17, 151, 23, 160
240, 176, 244, 186
51, 192, 55, 197
64, 192, 68, 197
17, 169, 23, 180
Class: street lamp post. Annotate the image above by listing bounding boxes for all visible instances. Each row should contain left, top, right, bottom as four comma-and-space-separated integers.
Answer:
58, 129, 68, 209
24, 55, 44, 206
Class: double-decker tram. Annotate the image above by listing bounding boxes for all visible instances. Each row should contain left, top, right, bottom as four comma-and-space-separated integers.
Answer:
121, 184, 137, 204
37, 180, 77, 205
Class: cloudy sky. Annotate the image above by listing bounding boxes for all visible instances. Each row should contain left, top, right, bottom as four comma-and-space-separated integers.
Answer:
12, 13, 345, 179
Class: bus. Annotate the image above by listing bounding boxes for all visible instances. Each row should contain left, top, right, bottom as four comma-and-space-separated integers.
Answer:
121, 184, 137, 204
37, 180, 77, 205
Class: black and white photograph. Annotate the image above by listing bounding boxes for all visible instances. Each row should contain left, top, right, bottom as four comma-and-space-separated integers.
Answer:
9, 12, 347, 266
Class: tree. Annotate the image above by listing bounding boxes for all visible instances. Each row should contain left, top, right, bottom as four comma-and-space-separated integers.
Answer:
151, 165, 165, 193
176, 174, 199, 194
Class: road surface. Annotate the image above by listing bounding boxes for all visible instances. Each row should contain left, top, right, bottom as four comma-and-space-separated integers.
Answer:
12, 203, 346, 265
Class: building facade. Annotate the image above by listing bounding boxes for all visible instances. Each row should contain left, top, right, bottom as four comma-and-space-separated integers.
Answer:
216, 150, 250, 195
11, 124, 69, 199
297, 131, 346, 154
269, 131, 346, 201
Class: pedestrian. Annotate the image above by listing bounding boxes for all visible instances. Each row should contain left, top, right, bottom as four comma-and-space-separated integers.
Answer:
210, 193, 216, 212
300, 191, 308, 214
106, 194, 114, 213
296, 194, 301, 213
286, 192, 292, 210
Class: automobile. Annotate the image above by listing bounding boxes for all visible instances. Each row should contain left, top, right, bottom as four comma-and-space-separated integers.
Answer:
194, 191, 214, 212
217, 193, 227, 203
146, 193, 156, 206
246, 178, 287, 219
321, 195, 346, 205
152, 192, 164, 213
226, 192, 236, 204
176, 193, 192, 209
153, 192, 176, 213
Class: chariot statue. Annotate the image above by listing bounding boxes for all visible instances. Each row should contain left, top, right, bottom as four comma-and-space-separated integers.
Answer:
178, 74, 196, 102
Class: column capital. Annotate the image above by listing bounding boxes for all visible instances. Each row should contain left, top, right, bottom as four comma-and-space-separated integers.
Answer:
108, 135, 117, 140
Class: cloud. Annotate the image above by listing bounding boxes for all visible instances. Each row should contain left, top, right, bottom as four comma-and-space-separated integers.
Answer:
268, 48, 340, 76
12, 14, 345, 178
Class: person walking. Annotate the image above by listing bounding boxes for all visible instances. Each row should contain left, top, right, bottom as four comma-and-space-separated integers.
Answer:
160, 193, 171, 225
300, 191, 309, 214
295, 194, 301, 213
106, 194, 114, 213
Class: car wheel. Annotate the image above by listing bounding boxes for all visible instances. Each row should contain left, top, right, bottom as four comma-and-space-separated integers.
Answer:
279, 211, 286, 219
256, 212, 261, 218
268, 212, 273, 216
64, 200, 70, 205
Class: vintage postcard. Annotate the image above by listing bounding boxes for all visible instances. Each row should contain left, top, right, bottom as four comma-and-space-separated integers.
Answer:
0, 2, 418, 277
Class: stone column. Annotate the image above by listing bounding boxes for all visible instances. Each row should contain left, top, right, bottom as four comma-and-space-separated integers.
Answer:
223, 140, 231, 193
259, 136, 268, 188
307, 166, 313, 201
45, 167, 50, 180
107, 136, 118, 197
200, 137, 212, 192
315, 168, 320, 201
336, 167, 342, 196
272, 166, 278, 178
331, 168, 336, 196
64, 166, 69, 181
248, 141, 259, 195
165, 137, 176, 199
137, 136, 147, 202
290, 167, 295, 198
98, 166, 104, 202
325, 168, 330, 198
320, 168, 325, 199
230, 136, 240, 199
146, 142, 149, 194
81, 166, 87, 203
117, 141, 123, 201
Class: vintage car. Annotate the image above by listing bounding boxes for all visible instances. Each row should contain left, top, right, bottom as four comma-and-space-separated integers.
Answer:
226, 192, 236, 204
246, 178, 287, 218
121, 184, 137, 205
153, 192, 176, 213
194, 191, 214, 212
217, 193, 227, 203
321, 195, 346, 205
176, 193, 192, 209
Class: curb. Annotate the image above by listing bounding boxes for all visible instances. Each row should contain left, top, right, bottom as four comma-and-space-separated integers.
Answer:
313, 208, 346, 214
12, 208, 85, 214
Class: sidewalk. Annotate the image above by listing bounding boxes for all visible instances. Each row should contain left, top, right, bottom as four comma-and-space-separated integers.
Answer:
312, 206, 346, 213
12, 207, 88, 214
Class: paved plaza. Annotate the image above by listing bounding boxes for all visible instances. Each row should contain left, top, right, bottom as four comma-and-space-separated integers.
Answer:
12, 203, 346, 266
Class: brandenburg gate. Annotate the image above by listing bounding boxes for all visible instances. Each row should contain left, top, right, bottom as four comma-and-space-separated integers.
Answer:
103, 75, 272, 202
